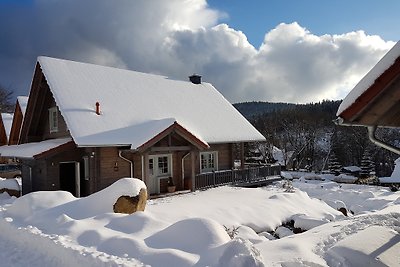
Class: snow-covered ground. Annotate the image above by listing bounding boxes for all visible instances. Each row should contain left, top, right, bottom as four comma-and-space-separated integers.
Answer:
0, 175, 399, 267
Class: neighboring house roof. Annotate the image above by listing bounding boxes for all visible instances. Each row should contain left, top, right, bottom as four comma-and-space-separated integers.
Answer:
35, 56, 265, 149
0, 113, 13, 145
336, 41, 400, 127
8, 96, 29, 145
342, 166, 362, 173
17, 96, 29, 117
0, 138, 73, 159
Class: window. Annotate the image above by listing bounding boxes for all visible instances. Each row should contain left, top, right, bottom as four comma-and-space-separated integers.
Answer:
200, 151, 218, 173
148, 154, 172, 177
83, 156, 90, 180
149, 158, 154, 175
158, 156, 169, 175
49, 107, 58, 133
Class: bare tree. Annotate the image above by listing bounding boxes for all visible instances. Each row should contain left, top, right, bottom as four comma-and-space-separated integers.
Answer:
0, 84, 14, 113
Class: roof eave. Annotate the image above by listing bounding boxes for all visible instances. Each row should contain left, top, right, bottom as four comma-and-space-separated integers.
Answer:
338, 56, 400, 124
76, 143, 132, 148
136, 121, 210, 152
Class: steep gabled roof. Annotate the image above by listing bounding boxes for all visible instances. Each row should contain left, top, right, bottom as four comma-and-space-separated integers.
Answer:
337, 41, 400, 127
35, 56, 265, 149
0, 137, 73, 159
8, 96, 28, 145
17, 96, 29, 116
0, 113, 13, 145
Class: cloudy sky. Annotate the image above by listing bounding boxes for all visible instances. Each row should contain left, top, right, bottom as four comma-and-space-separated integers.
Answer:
0, 0, 398, 104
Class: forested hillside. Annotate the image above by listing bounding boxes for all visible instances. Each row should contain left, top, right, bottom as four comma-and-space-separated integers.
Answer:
234, 101, 399, 176
233, 101, 295, 118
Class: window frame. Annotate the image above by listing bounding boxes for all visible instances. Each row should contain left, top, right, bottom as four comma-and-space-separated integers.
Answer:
49, 106, 58, 133
200, 151, 218, 173
149, 154, 172, 177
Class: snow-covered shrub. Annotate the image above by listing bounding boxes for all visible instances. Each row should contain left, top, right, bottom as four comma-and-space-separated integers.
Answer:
282, 179, 295, 193
224, 225, 240, 239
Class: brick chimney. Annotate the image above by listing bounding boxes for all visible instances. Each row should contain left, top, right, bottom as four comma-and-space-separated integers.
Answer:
189, 74, 202, 84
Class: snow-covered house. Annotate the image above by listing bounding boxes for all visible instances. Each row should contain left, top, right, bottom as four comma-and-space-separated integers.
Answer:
0, 56, 265, 196
8, 96, 29, 145
0, 113, 13, 146
336, 41, 400, 155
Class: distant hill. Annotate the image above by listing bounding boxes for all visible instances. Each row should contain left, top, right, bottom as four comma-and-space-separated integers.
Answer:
233, 101, 295, 119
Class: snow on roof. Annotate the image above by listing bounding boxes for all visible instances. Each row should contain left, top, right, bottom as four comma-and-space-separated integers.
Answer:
1, 113, 13, 140
337, 41, 400, 116
0, 138, 72, 159
38, 56, 265, 148
17, 96, 29, 116
342, 166, 361, 172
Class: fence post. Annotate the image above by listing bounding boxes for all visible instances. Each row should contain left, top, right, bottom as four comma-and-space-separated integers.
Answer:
212, 171, 216, 187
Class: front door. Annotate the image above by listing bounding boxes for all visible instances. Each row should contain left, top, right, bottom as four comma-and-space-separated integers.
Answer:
59, 161, 81, 197
148, 154, 172, 194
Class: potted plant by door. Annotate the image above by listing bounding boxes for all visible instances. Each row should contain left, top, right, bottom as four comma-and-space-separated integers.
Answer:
167, 177, 176, 193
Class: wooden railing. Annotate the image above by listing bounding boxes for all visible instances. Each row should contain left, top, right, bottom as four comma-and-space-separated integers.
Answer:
194, 165, 281, 190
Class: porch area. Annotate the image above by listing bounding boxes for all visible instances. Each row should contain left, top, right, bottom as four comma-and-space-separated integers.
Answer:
194, 165, 282, 190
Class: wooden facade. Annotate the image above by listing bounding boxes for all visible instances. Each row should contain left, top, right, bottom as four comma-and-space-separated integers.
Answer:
0, 115, 8, 146
339, 57, 400, 127
17, 64, 243, 197
9, 99, 25, 145
21, 138, 238, 196
337, 43, 400, 155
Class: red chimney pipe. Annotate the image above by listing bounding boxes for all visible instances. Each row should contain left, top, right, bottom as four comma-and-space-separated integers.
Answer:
95, 102, 100, 115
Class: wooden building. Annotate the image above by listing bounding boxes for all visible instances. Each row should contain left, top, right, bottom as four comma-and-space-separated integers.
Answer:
0, 113, 13, 146
8, 96, 29, 146
0, 56, 265, 196
0, 113, 13, 163
336, 41, 400, 155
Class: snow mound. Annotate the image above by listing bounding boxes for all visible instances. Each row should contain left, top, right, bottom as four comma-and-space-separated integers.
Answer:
6, 191, 76, 220
275, 226, 293, 238
326, 226, 400, 267
145, 217, 230, 253
217, 238, 265, 267
332, 174, 357, 184
0, 218, 145, 267
325, 199, 348, 211
267, 190, 341, 224
236, 225, 267, 244
106, 212, 168, 237
9, 178, 146, 223
1, 178, 399, 266
292, 214, 330, 230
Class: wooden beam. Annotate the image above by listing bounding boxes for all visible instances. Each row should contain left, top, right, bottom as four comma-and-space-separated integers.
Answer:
357, 77, 400, 127
143, 152, 149, 187
191, 150, 196, 191
240, 142, 245, 169
150, 146, 191, 152
340, 57, 400, 124
19, 64, 43, 144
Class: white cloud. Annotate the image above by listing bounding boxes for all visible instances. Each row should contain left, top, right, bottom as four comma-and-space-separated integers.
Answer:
0, 1, 395, 104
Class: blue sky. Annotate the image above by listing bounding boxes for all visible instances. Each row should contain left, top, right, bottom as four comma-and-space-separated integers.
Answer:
0, 0, 397, 103
207, 0, 399, 46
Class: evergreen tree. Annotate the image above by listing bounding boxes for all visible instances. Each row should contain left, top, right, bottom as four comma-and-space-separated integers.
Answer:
360, 149, 375, 177
328, 151, 342, 176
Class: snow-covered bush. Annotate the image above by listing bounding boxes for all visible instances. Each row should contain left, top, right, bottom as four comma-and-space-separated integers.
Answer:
224, 225, 240, 239
282, 179, 295, 193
